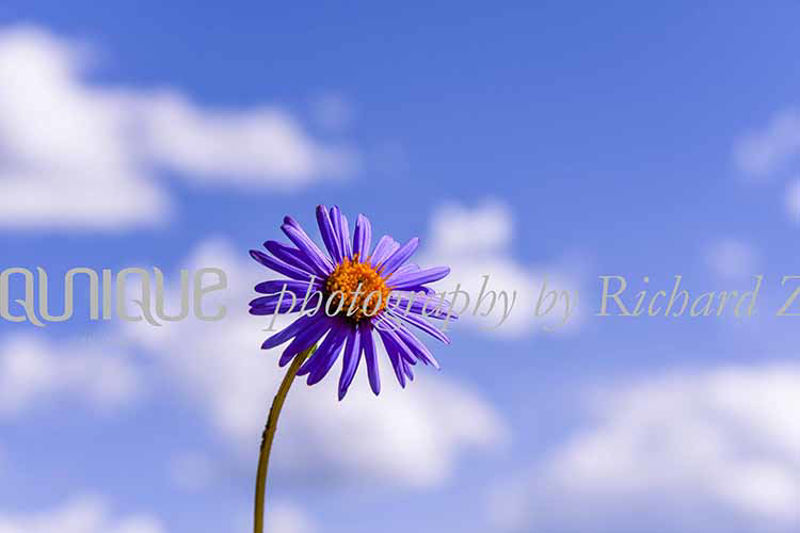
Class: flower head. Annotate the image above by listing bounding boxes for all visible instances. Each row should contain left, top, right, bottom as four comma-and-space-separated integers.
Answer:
249, 205, 453, 399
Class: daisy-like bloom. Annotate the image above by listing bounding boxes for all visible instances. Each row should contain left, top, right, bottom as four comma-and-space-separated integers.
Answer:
249, 205, 453, 399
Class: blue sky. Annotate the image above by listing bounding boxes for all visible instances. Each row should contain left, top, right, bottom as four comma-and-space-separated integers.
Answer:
1, 3, 800, 533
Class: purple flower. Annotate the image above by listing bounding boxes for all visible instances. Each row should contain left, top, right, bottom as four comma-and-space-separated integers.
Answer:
249, 205, 453, 399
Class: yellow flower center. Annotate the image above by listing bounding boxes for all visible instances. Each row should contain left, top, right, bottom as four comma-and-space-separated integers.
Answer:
325, 254, 390, 321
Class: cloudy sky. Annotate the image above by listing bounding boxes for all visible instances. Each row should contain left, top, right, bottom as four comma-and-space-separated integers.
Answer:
1, 3, 799, 532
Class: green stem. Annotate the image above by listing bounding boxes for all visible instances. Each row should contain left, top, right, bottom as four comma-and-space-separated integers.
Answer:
253, 345, 314, 533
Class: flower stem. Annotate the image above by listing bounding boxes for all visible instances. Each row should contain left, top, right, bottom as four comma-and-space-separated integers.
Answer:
253, 345, 314, 533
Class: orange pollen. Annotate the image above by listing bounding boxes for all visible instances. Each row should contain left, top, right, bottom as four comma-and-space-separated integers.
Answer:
325, 254, 390, 321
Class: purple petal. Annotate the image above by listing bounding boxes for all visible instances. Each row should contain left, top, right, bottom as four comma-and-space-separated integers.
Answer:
249, 295, 299, 315
279, 316, 332, 366
375, 317, 420, 366
378, 331, 406, 388
370, 236, 399, 267
254, 279, 320, 296
281, 223, 334, 275
339, 212, 353, 259
402, 286, 436, 295
297, 325, 343, 376
387, 266, 451, 290
307, 327, 348, 385
375, 323, 415, 387
379, 237, 419, 275
352, 214, 372, 260
316, 205, 343, 263
390, 318, 441, 368
329, 206, 344, 256
250, 250, 312, 281
386, 291, 454, 320
297, 324, 348, 383
392, 263, 419, 277
264, 241, 326, 277
388, 308, 450, 345
361, 324, 381, 395
402, 357, 415, 381
338, 324, 361, 400
260, 314, 317, 349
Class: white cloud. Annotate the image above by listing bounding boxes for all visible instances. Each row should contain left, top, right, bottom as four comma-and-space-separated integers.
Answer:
127, 239, 508, 488
0, 495, 164, 533
0, 25, 357, 230
168, 451, 216, 493
0, 493, 310, 533
734, 108, 800, 180
704, 239, 760, 281
0, 26, 168, 230
0, 334, 142, 417
734, 109, 800, 224
488, 363, 800, 532
138, 91, 356, 188
266, 501, 316, 533
428, 201, 513, 257
422, 200, 583, 336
